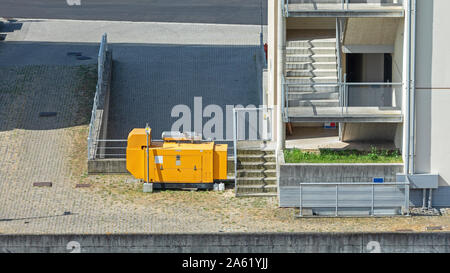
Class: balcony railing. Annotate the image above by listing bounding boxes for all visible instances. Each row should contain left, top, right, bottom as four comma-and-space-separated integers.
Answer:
285, 0, 404, 16
284, 81, 403, 122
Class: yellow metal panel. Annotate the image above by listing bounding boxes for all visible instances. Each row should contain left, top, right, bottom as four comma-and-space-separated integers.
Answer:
213, 144, 228, 180
126, 128, 227, 184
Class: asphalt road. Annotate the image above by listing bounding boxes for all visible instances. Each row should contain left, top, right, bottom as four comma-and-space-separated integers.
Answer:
0, 0, 267, 25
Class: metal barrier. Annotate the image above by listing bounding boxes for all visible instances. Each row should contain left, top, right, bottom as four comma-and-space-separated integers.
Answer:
91, 139, 235, 160
283, 82, 403, 121
92, 139, 127, 159
87, 33, 108, 160
285, 0, 403, 13
280, 181, 410, 217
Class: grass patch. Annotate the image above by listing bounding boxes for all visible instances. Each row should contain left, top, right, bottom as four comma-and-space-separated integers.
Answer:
284, 147, 403, 164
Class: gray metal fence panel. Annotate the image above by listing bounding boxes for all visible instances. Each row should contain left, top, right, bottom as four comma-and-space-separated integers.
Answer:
88, 33, 108, 160
280, 182, 409, 216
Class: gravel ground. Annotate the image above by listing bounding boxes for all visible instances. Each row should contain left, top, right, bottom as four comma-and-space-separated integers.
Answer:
0, 64, 449, 235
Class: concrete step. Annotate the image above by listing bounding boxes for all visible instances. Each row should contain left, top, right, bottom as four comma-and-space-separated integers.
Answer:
288, 91, 339, 100
236, 185, 278, 194
286, 62, 337, 70
286, 40, 336, 48
237, 154, 276, 163
286, 69, 337, 78
286, 85, 339, 93
236, 177, 277, 186
285, 76, 338, 84
288, 99, 340, 108
237, 149, 275, 156
236, 169, 277, 178
286, 47, 336, 55
286, 54, 337, 63
237, 162, 277, 170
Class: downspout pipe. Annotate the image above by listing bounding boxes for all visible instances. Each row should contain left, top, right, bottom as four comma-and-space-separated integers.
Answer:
410, 0, 417, 175
277, 0, 286, 151
404, 0, 412, 176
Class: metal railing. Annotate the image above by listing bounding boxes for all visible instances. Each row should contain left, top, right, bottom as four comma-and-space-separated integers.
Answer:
295, 181, 410, 217
87, 33, 108, 160
283, 82, 403, 119
285, 0, 403, 13
90, 138, 236, 160
91, 139, 127, 159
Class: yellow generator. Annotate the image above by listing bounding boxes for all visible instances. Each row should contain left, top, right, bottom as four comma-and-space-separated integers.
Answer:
126, 127, 228, 189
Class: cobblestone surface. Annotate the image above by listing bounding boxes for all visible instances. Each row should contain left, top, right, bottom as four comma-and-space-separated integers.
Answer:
107, 44, 262, 142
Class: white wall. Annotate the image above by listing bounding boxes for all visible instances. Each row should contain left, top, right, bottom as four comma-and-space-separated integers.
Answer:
415, 0, 450, 186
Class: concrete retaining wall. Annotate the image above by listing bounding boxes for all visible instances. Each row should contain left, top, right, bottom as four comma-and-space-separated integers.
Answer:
1, 233, 449, 253
280, 163, 404, 185
88, 158, 128, 174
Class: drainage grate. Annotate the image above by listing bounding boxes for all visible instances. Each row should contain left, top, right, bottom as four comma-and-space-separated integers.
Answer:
76, 56, 91, 60
75, 184, 91, 188
426, 226, 443, 231
396, 229, 414, 232
67, 52, 82, 56
39, 112, 57, 117
33, 182, 52, 187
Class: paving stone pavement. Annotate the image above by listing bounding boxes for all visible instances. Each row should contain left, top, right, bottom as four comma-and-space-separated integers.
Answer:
0, 65, 243, 234
106, 44, 263, 143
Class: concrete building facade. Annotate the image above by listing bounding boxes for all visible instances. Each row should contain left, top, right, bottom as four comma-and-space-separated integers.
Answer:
267, 0, 450, 207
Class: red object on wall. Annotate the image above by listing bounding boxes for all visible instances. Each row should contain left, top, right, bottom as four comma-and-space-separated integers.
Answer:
264, 43, 268, 61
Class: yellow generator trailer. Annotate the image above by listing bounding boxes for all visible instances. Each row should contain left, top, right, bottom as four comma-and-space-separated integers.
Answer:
126, 127, 228, 189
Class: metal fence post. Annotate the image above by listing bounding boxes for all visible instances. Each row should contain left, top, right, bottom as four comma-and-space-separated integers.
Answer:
405, 176, 411, 215
336, 184, 339, 216
299, 183, 303, 217
233, 108, 238, 196
371, 183, 375, 216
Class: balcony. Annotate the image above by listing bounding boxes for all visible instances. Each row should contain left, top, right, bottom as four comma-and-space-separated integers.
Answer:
283, 82, 403, 123
285, 0, 405, 17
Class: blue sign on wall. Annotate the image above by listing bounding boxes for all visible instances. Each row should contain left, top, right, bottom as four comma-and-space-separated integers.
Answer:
373, 177, 385, 184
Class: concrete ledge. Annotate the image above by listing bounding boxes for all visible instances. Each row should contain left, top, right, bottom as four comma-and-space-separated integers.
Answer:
0, 233, 449, 253
88, 158, 128, 174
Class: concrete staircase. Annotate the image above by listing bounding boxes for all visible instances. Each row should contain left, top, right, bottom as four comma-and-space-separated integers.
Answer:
285, 37, 339, 109
235, 149, 277, 197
